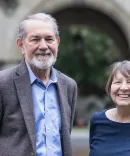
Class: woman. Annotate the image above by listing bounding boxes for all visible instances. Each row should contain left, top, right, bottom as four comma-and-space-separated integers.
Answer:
89, 60, 130, 156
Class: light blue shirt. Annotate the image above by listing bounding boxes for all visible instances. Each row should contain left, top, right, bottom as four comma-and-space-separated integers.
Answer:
26, 63, 62, 156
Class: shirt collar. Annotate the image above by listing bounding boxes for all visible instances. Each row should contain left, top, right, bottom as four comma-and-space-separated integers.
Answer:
25, 62, 57, 85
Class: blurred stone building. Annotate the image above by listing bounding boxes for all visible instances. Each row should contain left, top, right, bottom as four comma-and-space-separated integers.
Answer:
1, 0, 130, 126
0, 0, 130, 69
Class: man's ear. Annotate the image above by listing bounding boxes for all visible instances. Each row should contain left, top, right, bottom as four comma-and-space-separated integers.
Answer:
16, 38, 25, 55
57, 36, 60, 45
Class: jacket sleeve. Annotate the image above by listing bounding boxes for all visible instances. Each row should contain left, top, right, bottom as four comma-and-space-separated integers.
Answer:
70, 82, 77, 133
0, 94, 3, 125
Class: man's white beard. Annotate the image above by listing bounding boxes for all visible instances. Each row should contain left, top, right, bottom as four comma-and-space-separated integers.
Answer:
31, 55, 56, 70
26, 51, 57, 70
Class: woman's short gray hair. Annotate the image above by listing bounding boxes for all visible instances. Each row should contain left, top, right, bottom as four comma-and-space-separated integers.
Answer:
105, 60, 130, 95
18, 13, 59, 39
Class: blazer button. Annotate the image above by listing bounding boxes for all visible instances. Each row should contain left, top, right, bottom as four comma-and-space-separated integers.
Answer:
31, 152, 34, 156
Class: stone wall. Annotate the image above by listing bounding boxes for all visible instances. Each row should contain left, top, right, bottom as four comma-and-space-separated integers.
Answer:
0, 0, 130, 67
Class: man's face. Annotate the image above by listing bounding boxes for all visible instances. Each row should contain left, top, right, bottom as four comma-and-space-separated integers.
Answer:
17, 19, 60, 70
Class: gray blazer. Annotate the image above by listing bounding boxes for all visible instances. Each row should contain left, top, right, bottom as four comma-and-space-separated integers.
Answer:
0, 60, 77, 156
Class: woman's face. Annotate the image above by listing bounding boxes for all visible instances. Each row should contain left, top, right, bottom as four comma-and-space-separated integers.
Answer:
110, 70, 130, 107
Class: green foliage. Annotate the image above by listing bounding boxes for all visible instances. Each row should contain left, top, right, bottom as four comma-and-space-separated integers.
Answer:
55, 27, 121, 95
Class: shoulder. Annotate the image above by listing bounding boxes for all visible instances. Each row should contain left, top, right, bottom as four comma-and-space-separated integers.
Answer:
55, 68, 77, 86
0, 65, 18, 91
0, 60, 27, 83
90, 109, 107, 123
0, 65, 18, 81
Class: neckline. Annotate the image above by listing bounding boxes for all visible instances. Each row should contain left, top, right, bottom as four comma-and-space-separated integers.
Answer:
104, 109, 130, 124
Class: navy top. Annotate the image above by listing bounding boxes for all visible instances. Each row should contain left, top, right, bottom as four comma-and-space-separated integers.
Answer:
89, 109, 130, 156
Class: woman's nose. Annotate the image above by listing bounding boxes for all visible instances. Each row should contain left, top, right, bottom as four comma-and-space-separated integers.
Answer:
120, 82, 130, 90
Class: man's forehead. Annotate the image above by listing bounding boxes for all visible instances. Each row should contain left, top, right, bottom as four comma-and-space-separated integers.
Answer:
25, 19, 55, 36
26, 19, 53, 28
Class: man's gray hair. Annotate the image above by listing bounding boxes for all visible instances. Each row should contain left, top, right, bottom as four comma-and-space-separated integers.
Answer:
18, 13, 59, 39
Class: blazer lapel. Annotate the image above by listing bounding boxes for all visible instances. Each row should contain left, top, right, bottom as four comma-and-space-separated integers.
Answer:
55, 70, 68, 130
56, 70, 72, 156
14, 61, 36, 153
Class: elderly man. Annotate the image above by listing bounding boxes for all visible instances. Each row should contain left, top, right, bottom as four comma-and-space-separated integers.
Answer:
0, 13, 77, 156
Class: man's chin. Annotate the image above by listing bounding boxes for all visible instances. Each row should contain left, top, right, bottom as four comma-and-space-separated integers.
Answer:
31, 62, 54, 70
30, 57, 56, 70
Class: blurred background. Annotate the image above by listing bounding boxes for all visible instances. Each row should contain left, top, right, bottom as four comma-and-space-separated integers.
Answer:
1, 0, 130, 155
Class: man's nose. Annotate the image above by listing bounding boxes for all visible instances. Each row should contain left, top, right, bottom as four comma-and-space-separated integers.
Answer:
39, 39, 48, 50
